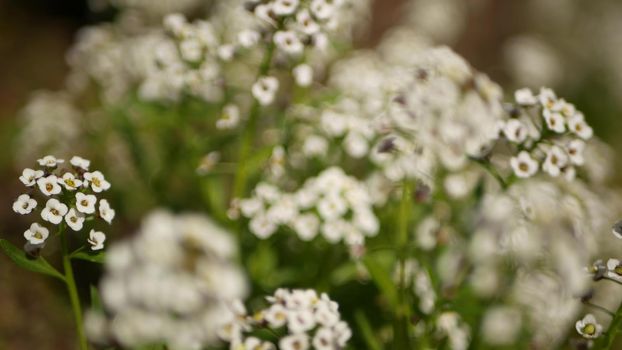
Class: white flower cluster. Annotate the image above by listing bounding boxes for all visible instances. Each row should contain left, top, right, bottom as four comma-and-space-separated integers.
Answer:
13, 155, 113, 251
137, 14, 225, 102
17, 92, 82, 164
219, 288, 351, 350
239, 167, 379, 251
436, 312, 470, 350
504, 87, 593, 180
87, 211, 248, 350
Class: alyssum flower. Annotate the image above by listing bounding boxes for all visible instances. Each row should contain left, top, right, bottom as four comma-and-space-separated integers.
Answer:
12, 155, 115, 251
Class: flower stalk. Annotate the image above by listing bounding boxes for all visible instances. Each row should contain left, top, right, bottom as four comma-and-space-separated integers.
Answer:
60, 224, 88, 350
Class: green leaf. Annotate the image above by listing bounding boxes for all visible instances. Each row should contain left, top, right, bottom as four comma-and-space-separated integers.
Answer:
0, 239, 65, 282
71, 250, 106, 264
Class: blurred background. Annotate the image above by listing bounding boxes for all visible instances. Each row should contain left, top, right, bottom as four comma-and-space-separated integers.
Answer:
1, 0, 621, 348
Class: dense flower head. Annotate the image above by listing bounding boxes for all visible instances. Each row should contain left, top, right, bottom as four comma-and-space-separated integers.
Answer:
239, 166, 379, 253
219, 288, 351, 350
501, 87, 594, 180
12, 155, 114, 250
86, 210, 248, 350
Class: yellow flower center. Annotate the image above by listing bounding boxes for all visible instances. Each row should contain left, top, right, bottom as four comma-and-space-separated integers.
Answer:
583, 324, 596, 335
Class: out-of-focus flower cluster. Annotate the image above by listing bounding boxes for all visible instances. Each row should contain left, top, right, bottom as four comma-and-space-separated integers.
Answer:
13, 155, 113, 252
86, 211, 248, 350
219, 288, 351, 350
239, 167, 378, 254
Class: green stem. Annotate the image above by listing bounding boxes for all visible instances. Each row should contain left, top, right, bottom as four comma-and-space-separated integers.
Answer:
354, 310, 382, 350
60, 225, 88, 350
232, 40, 276, 200
596, 302, 622, 350
470, 156, 509, 190
394, 181, 412, 349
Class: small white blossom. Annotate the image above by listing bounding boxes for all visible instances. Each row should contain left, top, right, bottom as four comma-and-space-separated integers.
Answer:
37, 155, 64, 168
12, 194, 37, 215
41, 198, 69, 225
252, 76, 279, 106
76, 192, 97, 214
216, 104, 241, 130
249, 213, 278, 238
510, 151, 539, 178
19, 168, 44, 186
575, 314, 603, 339
37, 175, 62, 196
515, 88, 537, 106
542, 146, 568, 177
274, 31, 304, 55
310, 0, 335, 20
24, 223, 49, 245
566, 139, 586, 165
70, 156, 90, 170
568, 113, 593, 140
273, 0, 299, 16
238, 30, 261, 48
606, 258, 622, 283
58, 172, 83, 191
279, 333, 309, 350
65, 208, 85, 231
99, 199, 116, 224
88, 229, 106, 251
84, 171, 111, 193
293, 64, 313, 87
543, 109, 566, 133
296, 10, 320, 35
503, 119, 528, 143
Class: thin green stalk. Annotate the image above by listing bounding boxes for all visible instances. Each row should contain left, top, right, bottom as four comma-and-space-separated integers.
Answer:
60, 225, 88, 350
354, 310, 382, 350
232, 40, 276, 200
469, 156, 508, 190
394, 181, 412, 349
596, 302, 622, 350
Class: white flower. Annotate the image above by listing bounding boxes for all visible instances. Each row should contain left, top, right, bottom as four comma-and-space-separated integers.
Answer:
310, 0, 335, 20
41, 198, 69, 225
238, 30, 260, 48
313, 327, 336, 350
317, 194, 348, 221
515, 88, 537, 106
163, 13, 187, 36
502, 119, 528, 143
99, 199, 116, 224
70, 156, 90, 170
568, 113, 593, 140
37, 175, 62, 196
287, 309, 316, 333
179, 38, 203, 62
217, 44, 235, 61
24, 223, 49, 245
293, 64, 313, 87
76, 192, 97, 214
606, 259, 622, 283
575, 314, 603, 339
510, 151, 538, 178
538, 87, 557, 110
542, 146, 568, 177
279, 333, 309, 350
84, 171, 111, 192
296, 10, 320, 35
65, 208, 85, 231
58, 172, 83, 191
265, 304, 288, 328
249, 213, 278, 239
12, 194, 37, 215
255, 4, 277, 26
19, 168, 44, 186
543, 109, 566, 133
37, 155, 64, 168
216, 104, 240, 130
566, 139, 586, 165
252, 76, 279, 106
302, 135, 328, 157
88, 230, 106, 251
612, 220, 622, 240
273, 0, 299, 16
292, 214, 320, 241
274, 31, 304, 55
